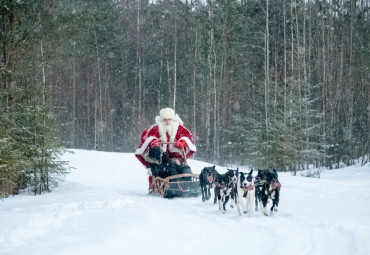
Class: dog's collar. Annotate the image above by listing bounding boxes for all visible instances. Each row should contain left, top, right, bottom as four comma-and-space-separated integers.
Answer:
255, 179, 267, 185
240, 185, 254, 191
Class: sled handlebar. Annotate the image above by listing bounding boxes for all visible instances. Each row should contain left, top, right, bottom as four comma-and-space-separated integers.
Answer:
158, 142, 187, 165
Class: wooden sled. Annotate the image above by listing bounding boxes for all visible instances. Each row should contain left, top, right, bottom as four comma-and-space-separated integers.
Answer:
152, 173, 200, 198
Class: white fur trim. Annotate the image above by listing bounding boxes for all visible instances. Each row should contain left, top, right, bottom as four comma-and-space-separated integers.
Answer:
160, 108, 175, 119
135, 136, 158, 155
178, 137, 196, 152
155, 114, 183, 126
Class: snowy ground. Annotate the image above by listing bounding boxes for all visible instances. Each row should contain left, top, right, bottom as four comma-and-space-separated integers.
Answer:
1, 149, 370, 255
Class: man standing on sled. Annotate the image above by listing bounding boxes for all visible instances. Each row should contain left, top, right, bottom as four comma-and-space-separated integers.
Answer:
135, 107, 196, 193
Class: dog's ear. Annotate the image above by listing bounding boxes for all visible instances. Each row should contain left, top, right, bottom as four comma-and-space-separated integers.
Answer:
212, 165, 215, 170
249, 169, 253, 175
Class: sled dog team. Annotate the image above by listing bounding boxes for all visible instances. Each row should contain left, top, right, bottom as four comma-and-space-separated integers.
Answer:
199, 166, 282, 216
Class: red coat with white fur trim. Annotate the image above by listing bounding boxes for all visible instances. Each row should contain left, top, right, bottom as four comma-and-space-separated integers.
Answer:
135, 119, 196, 168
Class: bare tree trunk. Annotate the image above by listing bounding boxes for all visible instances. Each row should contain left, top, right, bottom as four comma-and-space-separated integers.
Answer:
213, 35, 218, 162
159, 16, 164, 112
40, 40, 48, 191
220, 23, 231, 163
295, 0, 302, 122
167, 60, 171, 106
87, 72, 92, 149
290, 0, 294, 129
206, 8, 214, 157
299, 1, 308, 169
348, 0, 355, 164
264, 0, 269, 136
93, 27, 102, 150
321, 8, 327, 167
173, 19, 177, 110
274, 41, 278, 120
283, 0, 287, 126
136, 0, 142, 128
192, 28, 198, 145
94, 80, 97, 150
304, 0, 312, 168
72, 41, 76, 148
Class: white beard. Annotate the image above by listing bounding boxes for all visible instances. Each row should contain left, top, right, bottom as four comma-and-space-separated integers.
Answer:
155, 117, 180, 151
164, 123, 173, 134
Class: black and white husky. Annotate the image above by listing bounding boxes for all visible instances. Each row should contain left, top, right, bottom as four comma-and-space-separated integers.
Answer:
215, 174, 232, 214
236, 169, 255, 217
255, 169, 281, 216
215, 168, 239, 214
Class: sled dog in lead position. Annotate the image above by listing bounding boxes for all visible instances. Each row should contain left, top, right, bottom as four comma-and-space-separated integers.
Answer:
255, 169, 281, 216
215, 173, 231, 214
236, 169, 255, 217
215, 169, 238, 214
225, 168, 239, 209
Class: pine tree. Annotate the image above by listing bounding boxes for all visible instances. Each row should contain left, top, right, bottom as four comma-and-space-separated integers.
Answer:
0, 0, 71, 197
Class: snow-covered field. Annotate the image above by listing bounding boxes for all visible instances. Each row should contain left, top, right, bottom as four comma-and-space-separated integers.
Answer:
1, 149, 370, 255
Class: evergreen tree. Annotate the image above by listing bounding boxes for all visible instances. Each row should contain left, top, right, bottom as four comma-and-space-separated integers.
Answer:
0, 0, 71, 197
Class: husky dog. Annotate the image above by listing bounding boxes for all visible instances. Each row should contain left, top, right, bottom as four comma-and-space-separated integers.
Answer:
236, 169, 255, 217
225, 168, 239, 209
199, 166, 219, 203
255, 169, 281, 216
214, 173, 231, 214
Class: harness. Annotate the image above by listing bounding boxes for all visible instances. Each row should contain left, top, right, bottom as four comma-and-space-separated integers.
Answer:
206, 175, 214, 183
215, 182, 226, 190
240, 184, 254, 191
263, 180, 281, 196
271, 180, 282, 190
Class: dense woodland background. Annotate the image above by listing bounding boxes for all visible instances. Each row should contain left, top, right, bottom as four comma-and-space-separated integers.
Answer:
1, 0, 369, 196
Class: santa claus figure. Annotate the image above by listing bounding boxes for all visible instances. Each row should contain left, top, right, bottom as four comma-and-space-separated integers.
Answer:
135, 107, 196, 193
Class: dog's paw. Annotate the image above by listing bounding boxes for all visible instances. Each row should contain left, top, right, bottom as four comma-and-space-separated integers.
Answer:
274, 206, 278, 211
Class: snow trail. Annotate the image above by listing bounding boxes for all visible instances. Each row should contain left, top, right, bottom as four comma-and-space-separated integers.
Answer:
1, 149, 370, 255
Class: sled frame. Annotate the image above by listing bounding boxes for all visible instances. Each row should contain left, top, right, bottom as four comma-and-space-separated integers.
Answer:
152, 173, 200, 198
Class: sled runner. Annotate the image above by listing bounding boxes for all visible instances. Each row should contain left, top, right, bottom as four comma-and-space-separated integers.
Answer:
152, 173, 200, 198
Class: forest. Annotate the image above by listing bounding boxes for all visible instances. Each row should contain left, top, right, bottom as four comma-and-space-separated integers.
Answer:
1, 0, 369, 196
